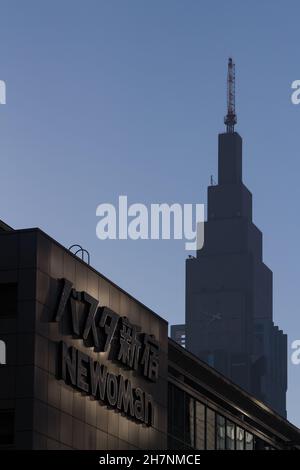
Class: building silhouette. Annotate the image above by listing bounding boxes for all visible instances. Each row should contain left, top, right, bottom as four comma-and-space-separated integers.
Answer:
185, 59, 287, 417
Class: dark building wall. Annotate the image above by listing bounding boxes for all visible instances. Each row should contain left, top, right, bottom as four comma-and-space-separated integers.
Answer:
168, 340, 300, 450
0, 229, 168, 449
186, 132, 287, 416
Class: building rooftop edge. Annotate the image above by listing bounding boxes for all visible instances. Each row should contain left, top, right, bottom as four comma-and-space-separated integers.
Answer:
168, 338, 300, 439
0, 226, 168, 326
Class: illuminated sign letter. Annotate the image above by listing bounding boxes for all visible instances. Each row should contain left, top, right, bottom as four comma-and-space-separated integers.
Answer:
0, 340, 6, 365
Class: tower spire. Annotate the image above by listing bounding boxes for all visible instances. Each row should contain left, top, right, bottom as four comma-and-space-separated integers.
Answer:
224, 57, 237, 133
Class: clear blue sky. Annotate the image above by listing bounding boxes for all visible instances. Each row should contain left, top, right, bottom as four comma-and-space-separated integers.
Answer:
1, 1, 300, 425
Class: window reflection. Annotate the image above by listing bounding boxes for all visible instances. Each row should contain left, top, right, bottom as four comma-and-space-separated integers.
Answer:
226, 420, 235, 450
236, 426, 245, 450
168, 383, 275, 452
216, 415, 226, 450
245, 431, 254, 450
185, 395, 195, 448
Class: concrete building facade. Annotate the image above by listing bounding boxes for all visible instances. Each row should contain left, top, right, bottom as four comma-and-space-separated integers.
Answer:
0, 227, 168, 449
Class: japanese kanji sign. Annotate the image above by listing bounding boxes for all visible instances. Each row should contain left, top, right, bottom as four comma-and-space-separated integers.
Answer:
54, 279, 160, 382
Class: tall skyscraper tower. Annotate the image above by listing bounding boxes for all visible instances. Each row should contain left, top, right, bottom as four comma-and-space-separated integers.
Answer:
185, 59, 287, 416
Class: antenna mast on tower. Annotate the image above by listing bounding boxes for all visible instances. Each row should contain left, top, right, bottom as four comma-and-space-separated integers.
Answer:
224, 57, 237, 133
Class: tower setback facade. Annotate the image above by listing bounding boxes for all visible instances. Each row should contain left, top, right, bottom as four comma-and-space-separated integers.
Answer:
185, 60, 287, 417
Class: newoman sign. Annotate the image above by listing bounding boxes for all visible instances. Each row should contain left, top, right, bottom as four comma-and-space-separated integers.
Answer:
53, 279, 160, 426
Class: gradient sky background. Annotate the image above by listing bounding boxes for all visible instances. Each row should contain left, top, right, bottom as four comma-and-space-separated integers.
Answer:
1, 1, 300, 425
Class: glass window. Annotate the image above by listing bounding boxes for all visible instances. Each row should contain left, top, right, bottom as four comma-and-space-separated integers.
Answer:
236, 426, 245, 450
168, 383, 173, 431
254, 437, 272, 450
168, 383, 185, 442
245, 431, 254, 450
216, 415, 226, 450
226, 420, 235, 450
0, 284, 17, 317
184, 394, 195, 448
195, 401, 205, 450
206, 408, 215, 450
0, 410, 14, 445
